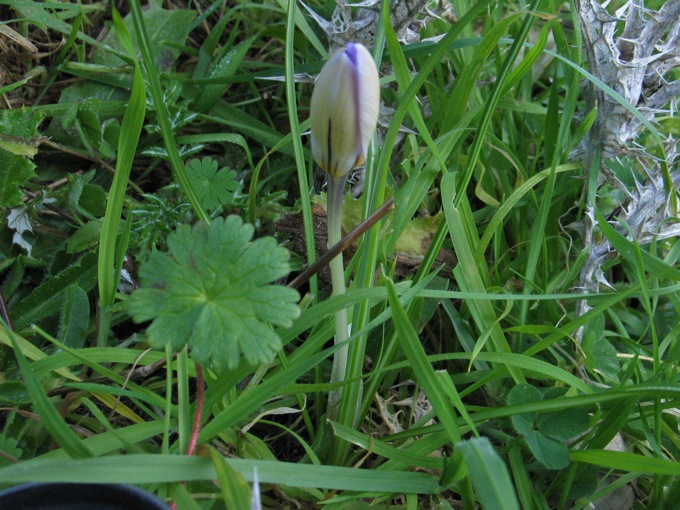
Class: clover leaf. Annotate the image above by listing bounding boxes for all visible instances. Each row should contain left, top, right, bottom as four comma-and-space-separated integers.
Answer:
128, 216, 300, 372
186, 157, 239, 212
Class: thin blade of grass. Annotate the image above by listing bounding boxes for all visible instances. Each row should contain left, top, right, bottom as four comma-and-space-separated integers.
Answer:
329, 421, 443, 469
476, 163, 579, 260
44, 421, 165, 459
128, 0, 209, 222
32, 326, 169, 411
457, 437, 520, 510
385, 276, 462, 444
516, 67, 562, 348
199, 341, 342, 441
596, 210, 680, 281
441, 173, 524, 383
0, 454, 439, 494
168, 483, 202, 510
452, 0, 544, 208
208, 446, 252, 509
97, 8, 146, 310
7, 328, 92, 459
571, 450, 680, 476
443, 14, 521, 131
284, 0, 317, 299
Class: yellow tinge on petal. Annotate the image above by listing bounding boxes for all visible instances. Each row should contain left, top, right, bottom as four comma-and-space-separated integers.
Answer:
310, 42, 380, 177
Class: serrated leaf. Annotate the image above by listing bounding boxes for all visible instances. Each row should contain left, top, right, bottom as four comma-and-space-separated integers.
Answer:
7, 206, 34, 255
186, 157, 238, 212
0, 109, 42, 207
0, 148, 35, 207
525, 430, 570, 470
0, 135, 42, 157
0, 108, 43, 138
44, 83, 128, 148
128, 216, 300, 372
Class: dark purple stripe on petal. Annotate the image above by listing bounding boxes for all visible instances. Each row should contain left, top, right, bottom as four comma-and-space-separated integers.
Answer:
348, 46, 363, 167
327, 118, 333, 172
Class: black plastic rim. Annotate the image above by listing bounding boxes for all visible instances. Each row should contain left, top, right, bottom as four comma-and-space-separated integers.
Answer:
0, 482, 170, 510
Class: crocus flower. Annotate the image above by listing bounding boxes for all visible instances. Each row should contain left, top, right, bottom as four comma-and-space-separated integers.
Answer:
310, 42, 380, 177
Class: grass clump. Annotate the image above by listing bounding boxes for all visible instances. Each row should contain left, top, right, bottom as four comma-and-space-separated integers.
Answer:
1, 0, 679, 508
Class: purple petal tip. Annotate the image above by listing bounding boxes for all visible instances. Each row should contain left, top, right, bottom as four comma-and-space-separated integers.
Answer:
344, 43, 358, 66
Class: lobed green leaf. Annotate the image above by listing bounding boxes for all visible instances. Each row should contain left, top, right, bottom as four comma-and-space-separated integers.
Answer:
129, 216, 300, 371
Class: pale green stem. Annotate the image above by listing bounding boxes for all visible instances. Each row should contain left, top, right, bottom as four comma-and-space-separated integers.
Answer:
327, 174, 349, 417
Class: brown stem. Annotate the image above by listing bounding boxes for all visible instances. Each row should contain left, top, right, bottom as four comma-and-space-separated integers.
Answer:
287, 196, 394, 290
187, 364, 205, 456
0, 289, 13, 331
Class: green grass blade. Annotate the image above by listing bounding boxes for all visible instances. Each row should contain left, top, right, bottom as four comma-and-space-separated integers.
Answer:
542, 47, 662, 142
39, 421, 165, 459
517, 68, 561, 346
458, 437, 520, 510
176, 346, 190, 455
0, 454, 439, 494
168, 483, 202, 510
275, 0, 326, 57
508, 444, 534, 510
476, 163, 580, 260
199, 342, 340, 442
453, 0, 544, 208
208, 446, 252, 509
330, 421, 443, 469
7, 328, 93, 459
383, 3, 445, 173
0, 329, 78, 381
32, 326, 169, 411
97, 8, 146, 309
596, 210, 680, 281
128, 0, 209, 223
385, 276, 461, 444
571, 450, 680, 476
284, 0, 317, 298
441, 173, 524, 383
443, 14, 520, 131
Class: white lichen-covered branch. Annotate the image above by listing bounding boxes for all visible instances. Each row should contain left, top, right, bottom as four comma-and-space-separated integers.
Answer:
577, 0, 680, 151
574, 0, 680, 309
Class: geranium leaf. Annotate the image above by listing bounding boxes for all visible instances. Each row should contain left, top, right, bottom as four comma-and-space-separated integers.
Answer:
186, 157, 239, 212
128, 216, 300, 371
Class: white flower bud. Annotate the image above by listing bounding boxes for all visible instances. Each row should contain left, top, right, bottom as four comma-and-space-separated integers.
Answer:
310, 43, 380, 177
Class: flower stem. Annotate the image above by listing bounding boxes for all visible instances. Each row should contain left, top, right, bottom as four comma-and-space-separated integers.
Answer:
326, 174, 349, 417
187, 364, 204, 456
